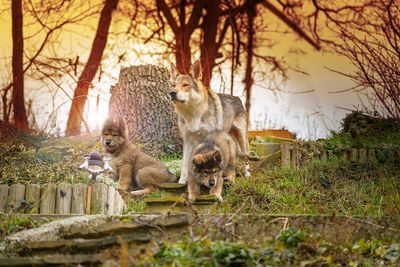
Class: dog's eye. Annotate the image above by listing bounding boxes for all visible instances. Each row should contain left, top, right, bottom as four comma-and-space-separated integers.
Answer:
213, 170, 218, 174
202, 171, 208, 176
183, 83, 190, 88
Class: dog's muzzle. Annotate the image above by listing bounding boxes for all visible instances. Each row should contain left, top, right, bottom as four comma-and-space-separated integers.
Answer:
169, 91, 177, 101
208, 179, 216, 187
105, 140, 111, 146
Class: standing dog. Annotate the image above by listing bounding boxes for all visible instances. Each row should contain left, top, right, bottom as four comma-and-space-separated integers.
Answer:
189, 131, 259, 202
170, 60, 250, 184
102, 117, 176, 196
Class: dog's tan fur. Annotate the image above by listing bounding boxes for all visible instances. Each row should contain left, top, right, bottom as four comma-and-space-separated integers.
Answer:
170, 60, 249, 184
101, 117, 176, 196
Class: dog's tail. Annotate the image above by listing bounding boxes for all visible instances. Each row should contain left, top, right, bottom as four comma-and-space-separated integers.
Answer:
237, 151, 260, 161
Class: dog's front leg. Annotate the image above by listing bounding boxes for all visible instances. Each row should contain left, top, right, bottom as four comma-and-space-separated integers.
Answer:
118, 165, 132, 192
188, 176, 200, 202
178, 142, 193, 184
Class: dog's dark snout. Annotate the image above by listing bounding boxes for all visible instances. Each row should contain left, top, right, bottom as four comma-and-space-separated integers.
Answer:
170, 91, 177, 100
105, 140, 111, 145
209, 179, 216, 187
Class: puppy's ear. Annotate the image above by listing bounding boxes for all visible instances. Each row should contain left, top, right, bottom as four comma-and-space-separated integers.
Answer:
212, 150, 222, 163
170, 62, 178, 81
192, 154, 202, 166
190, 60, 202, 81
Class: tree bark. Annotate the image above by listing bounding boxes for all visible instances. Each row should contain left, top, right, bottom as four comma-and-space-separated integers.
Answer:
11, 0, 29, 131
243, 6, 255, 127
175, 32, 192, 74
200, 0, 221, 88
109, 65, 182, 157
65, 0, 118, 136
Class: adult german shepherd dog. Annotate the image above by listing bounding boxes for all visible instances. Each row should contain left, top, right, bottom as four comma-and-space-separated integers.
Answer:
170, 60, 250, 184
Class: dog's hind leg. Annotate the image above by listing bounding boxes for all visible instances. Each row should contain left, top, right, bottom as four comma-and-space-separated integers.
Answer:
230, 116, 249, 154
131, 187, 155, 196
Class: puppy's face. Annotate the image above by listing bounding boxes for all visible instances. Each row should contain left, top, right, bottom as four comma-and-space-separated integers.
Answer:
101, 117, 128, 154
169, 61, 204, 105
191, 150, 223, 188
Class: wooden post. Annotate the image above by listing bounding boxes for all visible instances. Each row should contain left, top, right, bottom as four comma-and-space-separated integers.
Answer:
358, 148, 367, 163
320, 150, 328, 161
291, 142, 299, 168
114, 192, 124, 215
25, 184, 40, 214
281, 143, 291, 166
107, 186, 115, 215
86, 184, 92, 214
349, 148, 358, 162
340, 150, 348, 161
71, 183, 87, 214
56, 183, 72, 214
368, 148, 377, 162
40, 184, 56, 214
91, 183, 108, 214
8, 184, 25, 212
0, 185, 9, 213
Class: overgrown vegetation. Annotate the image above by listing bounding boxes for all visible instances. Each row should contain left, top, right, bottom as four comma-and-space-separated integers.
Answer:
0, 142, 88, 185
138, 228, 400, 266
0, 214, 49, 238
216, 159, 400, 216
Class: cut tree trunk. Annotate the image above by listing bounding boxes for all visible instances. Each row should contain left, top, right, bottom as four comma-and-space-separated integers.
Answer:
109, 65, 182, 156
11, 0, 29, 131
65, 0, 118, 136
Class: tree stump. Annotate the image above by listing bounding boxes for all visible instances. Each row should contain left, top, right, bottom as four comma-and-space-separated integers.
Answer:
109, 65, 182, 156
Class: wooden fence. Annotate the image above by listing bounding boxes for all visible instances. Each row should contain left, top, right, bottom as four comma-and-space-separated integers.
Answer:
0, 183, 124, 215
281, 142, 378, 167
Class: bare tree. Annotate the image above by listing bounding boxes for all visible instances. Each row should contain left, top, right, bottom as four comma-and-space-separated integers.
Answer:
11, 0, 29, 131
65, 0, 119, 136
330, 0, 400, 118
1, 0, 101, 131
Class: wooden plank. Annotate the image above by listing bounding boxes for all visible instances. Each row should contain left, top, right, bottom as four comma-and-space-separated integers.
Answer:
291, 142, 299, 167
349, 148, 358, 162
248, 130, 293, 139
358, 148, 367, 163
320, 150, 328, 161
40, 184, 56, 214
340, 150, 349, 161
368, 148, 377, 162
71, 183, 87, 214
0, 185, 9, 213
114, 192, 124, 215
90, 183, 108, 214
107, 186, 115, 215
281, 142, 291, 166
8, 184, 25, 212
56, 183, 72, 214
86, 184, 92, 214
255, 143, 281, 157
25, 184, 40, 214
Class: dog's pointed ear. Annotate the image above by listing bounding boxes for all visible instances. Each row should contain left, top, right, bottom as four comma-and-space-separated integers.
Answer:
190, 60, 202, 81
192, 154, 202, 166
170, 62, 178, 81
212, 150, 222, 163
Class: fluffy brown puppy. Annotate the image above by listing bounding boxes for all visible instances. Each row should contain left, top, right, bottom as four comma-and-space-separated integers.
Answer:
102, 116, 176, 196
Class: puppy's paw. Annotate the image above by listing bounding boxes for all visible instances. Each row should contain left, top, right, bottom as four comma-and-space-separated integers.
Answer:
215, 195, 223, 203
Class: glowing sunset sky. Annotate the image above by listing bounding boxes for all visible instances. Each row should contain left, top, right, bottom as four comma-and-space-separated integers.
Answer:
0, 1, 364, 139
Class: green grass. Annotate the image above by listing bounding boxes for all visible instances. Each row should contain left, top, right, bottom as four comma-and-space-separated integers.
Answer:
137, 227, 400, 266
216, 159, 400, 216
